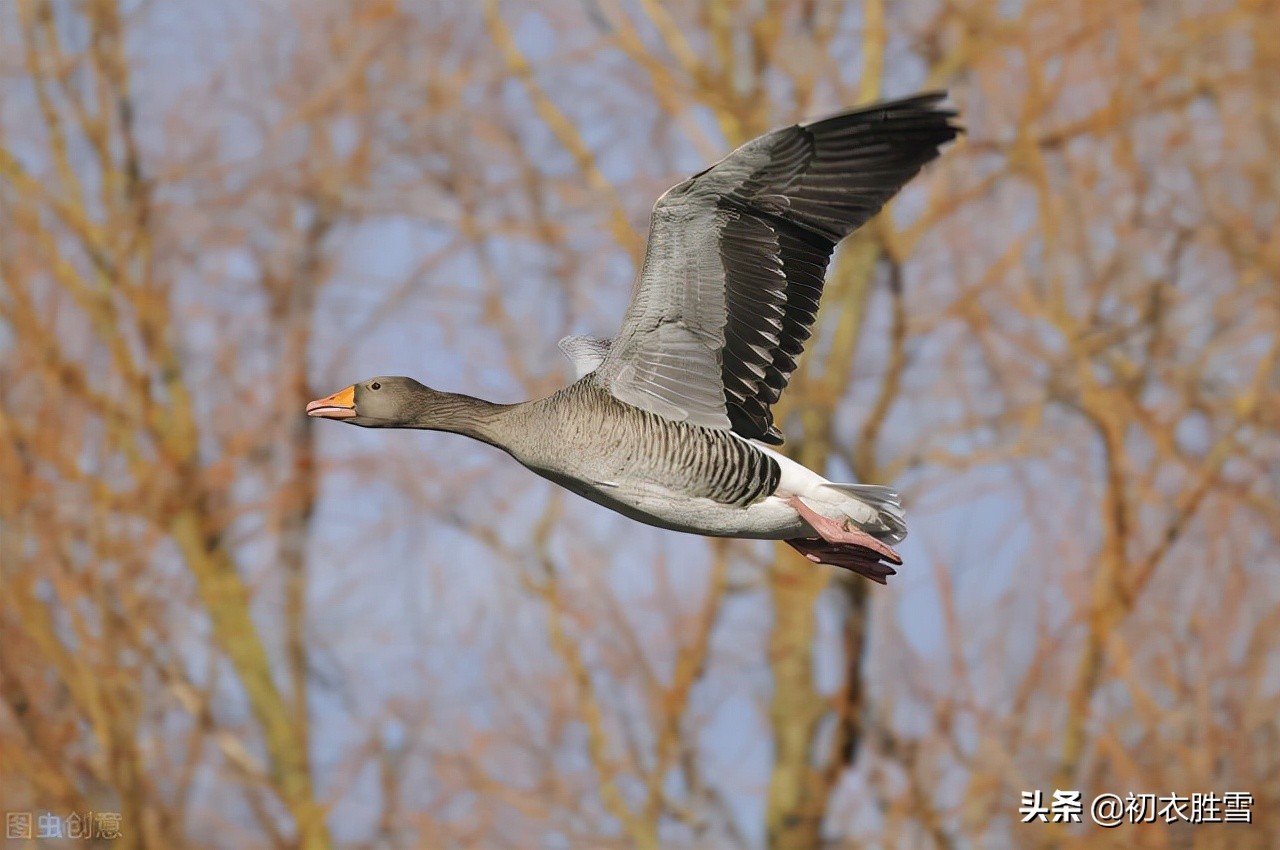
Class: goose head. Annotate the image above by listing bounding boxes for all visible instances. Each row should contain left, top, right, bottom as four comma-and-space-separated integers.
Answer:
306, 377, 433, 428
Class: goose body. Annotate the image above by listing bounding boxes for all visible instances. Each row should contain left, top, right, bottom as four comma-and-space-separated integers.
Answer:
494, 378, 800, 538
308, 94, 959, 582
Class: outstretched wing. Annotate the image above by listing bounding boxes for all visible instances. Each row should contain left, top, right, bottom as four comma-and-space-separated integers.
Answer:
595, 93, 959, 442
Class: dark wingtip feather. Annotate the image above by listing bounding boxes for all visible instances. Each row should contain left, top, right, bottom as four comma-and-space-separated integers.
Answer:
800, 90, 964, 151
802, 90, 960, 124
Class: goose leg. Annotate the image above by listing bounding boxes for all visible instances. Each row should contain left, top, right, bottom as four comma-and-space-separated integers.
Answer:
785, 496, 902, 584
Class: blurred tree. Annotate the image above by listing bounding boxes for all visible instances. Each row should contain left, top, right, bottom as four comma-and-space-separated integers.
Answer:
1, 0, 1277, 849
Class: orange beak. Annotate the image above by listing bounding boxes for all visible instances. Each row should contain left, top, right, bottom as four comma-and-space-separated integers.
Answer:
306, 385, 357, 419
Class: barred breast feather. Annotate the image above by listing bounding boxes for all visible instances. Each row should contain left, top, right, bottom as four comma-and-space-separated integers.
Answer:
507, 378, 780, 510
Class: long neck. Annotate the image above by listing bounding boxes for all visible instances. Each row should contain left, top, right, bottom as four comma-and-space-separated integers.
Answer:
406, 388, 513, 447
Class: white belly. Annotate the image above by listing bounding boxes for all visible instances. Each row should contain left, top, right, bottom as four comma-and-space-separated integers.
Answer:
534, 467, 808, 539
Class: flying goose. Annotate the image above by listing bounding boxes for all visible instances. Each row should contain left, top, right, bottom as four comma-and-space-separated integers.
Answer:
308, 93, 959, 582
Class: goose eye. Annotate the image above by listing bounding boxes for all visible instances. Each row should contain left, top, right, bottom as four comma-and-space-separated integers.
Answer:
370, 382, 381, 390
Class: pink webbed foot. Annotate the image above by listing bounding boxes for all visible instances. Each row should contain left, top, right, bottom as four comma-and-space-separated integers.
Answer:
785, 496, 903, 585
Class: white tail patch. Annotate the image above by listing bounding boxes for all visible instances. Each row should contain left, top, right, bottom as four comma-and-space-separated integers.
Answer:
750, 441, 908, 544
818, 483, 907, 544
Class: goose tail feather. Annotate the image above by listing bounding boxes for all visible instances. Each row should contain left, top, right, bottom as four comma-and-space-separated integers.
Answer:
817, 482, 908, 544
